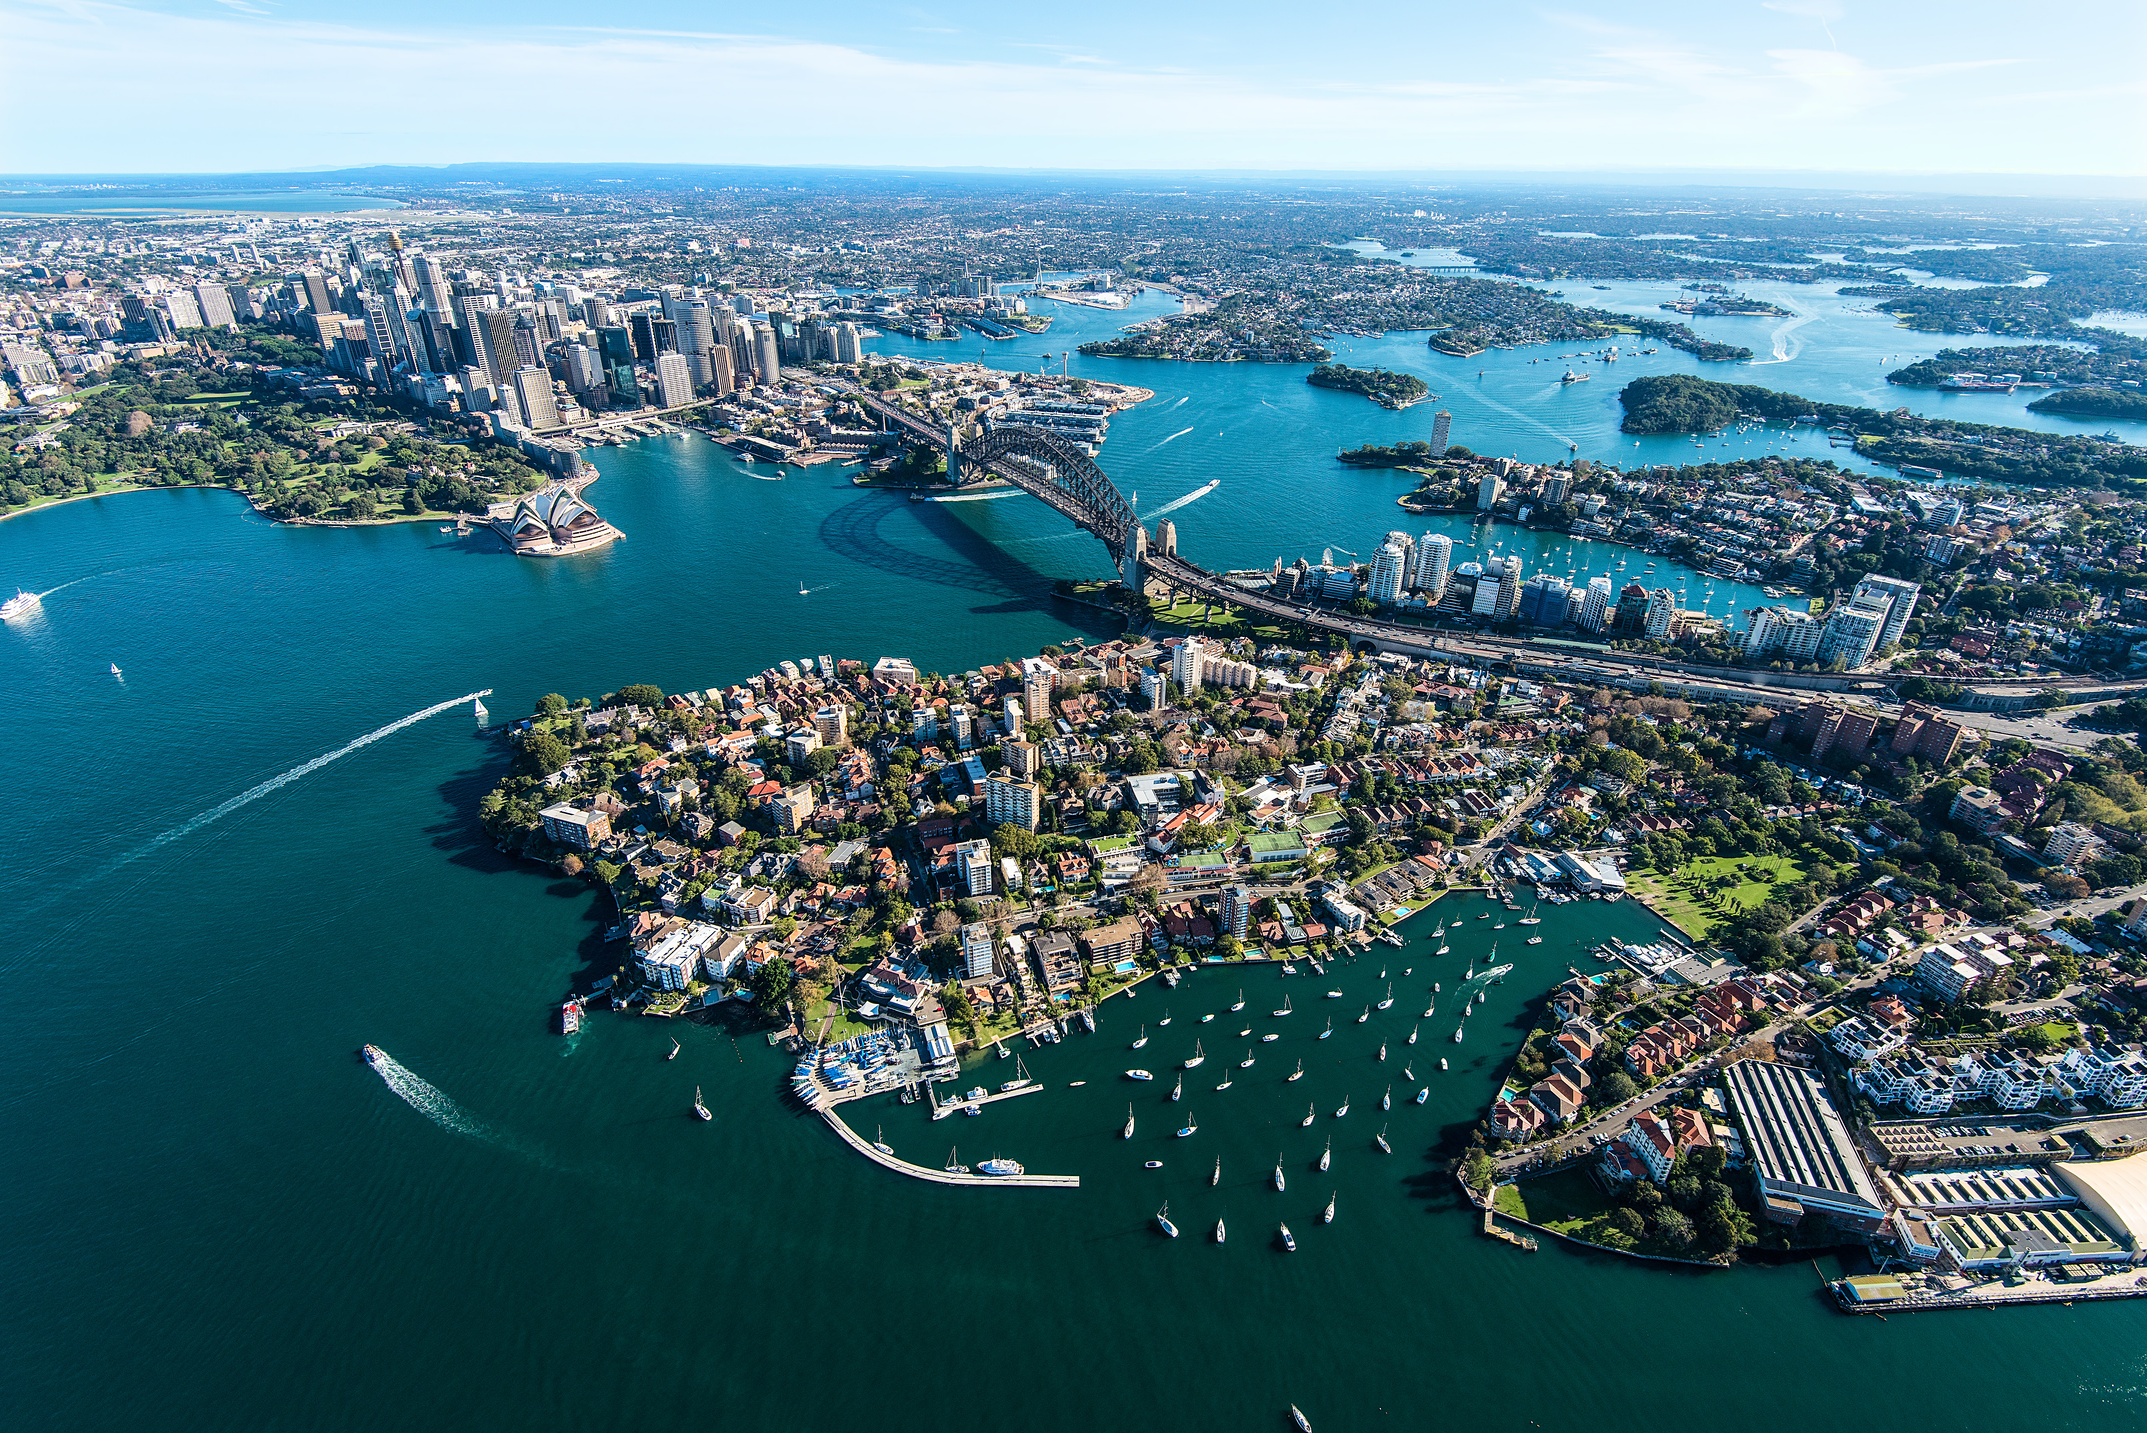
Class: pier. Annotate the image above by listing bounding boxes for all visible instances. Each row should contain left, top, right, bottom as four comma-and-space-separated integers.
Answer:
929, 1082, 1047, 1120
1481, 1206, 1539, 1252
820, 1109, 1080, 1188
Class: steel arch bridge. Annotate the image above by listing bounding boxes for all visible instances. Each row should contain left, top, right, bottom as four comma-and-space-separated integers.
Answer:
962, 424, 1146, 575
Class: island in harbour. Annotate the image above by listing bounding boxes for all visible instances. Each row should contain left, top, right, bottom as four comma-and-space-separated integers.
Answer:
1306, 363, 1430, 409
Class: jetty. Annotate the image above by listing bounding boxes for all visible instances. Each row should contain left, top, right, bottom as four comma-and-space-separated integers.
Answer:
929, 1083, 1046, 1120
821, 1109, 1079, 1188
1481, 1206, 1539, 1252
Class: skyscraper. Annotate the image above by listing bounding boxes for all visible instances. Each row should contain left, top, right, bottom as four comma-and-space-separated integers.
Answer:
654, 351, 693, 409
1643, 587, 1677, 638
1494, 556, 1523, 619
1368, 540, 1409, 605
1478, 471, 1502, 510
708, 345, 735, 397
1171, 638, 1205, 694
192, 281, 236, 330
511, 367, 560, 430
1819, 595, 1891, 668
752, 322, 781, 385
1579, 576, 1614, 632
1429, 409, 1452, 456
1851, 574, 1922, 653
1414, 532, 1452, 600
597, 325, 638, 407
1613, 582, 1650, 635
473, 307, 520, 389
834, 322, 863, 363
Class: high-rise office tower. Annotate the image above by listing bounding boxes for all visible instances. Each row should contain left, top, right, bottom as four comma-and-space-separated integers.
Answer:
708, 345, 735, 397
654, 351, 693, 409
752, 321, 781, 384
192, 281, 236, 330
472, 308, 520, 389
511, 367, 560, 430
676, 299, 716, 385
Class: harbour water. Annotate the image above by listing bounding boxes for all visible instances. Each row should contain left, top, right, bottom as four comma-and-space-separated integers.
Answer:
3, 299, 2146, 1429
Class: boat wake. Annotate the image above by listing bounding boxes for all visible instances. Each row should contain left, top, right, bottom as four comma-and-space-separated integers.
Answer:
1144, 426, 1196, 452
1170, 395, 1189, 408
1751, 309, 1817, 366
106, 690, 492, 872
366, 1049, 494, 1141
1144, 479, 1220, 520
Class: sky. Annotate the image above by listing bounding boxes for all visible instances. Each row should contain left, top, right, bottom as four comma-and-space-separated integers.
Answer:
3, 0, 2143, 180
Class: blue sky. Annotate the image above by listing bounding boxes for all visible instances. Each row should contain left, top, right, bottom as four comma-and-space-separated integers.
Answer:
4, 0, 2142, 178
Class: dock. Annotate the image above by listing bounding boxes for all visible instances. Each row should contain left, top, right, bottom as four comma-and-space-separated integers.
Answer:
1481, 1207, 1539, 1252
821, 1109, 1079, 1188
929, 1083, 1046, 1120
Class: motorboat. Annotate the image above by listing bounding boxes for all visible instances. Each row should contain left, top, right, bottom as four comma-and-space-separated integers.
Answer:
692, 1085, 711, 1121
1300, 1103, 1316, 1128
1145, 1160, 1164, 1170
979, 1157, 1025, 1176
1278, 1223, 1297, 1252
1288, 1060, 1304, 1082
1416, 1087, 1430, 1104
1200, 1012, 1215, 1023
1439, 1058, 1448, 1071
362, 1044, 384, 1067
1126, 1069, 1154, 1081
1132, 1024, 1148, 1049
1333, 1096, 1350, 1119
1184, 1041, 1206, 1069
1069, 1080, 1087, 1087
1261, 1032, 1280, 1043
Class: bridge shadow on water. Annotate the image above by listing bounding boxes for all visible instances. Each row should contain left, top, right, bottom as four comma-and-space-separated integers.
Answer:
818, 492, 1109, 618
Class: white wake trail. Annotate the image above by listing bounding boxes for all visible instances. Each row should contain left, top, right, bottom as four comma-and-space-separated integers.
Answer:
108, 689, 491, 871
1750, 309, 1817, 366
1170, 395, 1190, 409
1144, 479, 1221, 520
1145, 426, 1196, 453
366, 1050, 492, 1141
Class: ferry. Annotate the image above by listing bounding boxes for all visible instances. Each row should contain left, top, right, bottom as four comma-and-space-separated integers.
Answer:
1561, 369, 1589, 383
1278, 1222, 1297, 1252
0, 588, 40, 620
362, 1043, 385, 1067
1183, 1041, 1206, 1069
979, 1157, 1025, 1177
1125, 1069, 1154, 1081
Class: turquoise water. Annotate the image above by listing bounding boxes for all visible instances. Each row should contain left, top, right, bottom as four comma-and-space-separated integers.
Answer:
4, 305, 2146, 1429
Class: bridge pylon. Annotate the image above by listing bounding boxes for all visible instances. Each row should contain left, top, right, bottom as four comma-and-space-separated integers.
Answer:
1120, 523, 1147, 592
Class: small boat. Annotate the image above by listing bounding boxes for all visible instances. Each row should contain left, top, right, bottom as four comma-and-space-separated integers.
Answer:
1356, 1006, 1370, 1025
1422, 1005, 1436, 1018
1334, 1096, 1350, 1119
1159, 1010, 1172, 1027
1214, 1216, 1227, 1244
1261, 1032, 1280, 1043
1477, 913, 1489, 920
1407, 1023, 1419, 1046
1527, 936, 1544, 945
1123, 1105, 1136, 1138
1212, 1157, 1222, 1186
1239, 1027, 1252, 1037
1131, 1024, 1148, 1050
1377, 928, 1402, 947
1231, 989, 1246, 1012
1145, 1160, 1164, 1170
666, 1037, 678, 1060
1415, 1087, 1429, 1104
1434, 982, 1441, 994
1301, 1103, 1316, 1128
1377, 1042, 1387, 1063
1439, 1058, 1448, 1071
1403, 1063, 1413, 1079
1281, 963, 1298, 976
109, 663, 122, 677
1278, 1222, 1297, 1252
1126, 1069, 1153, 1081
1404, 967, 1412, 976
1288, 1059, 1304, 1082
1215, 1076, 1233, 1091
1273, 996, 1293, 1017
1436, 944, 1450, 956
1274, 1157, 1287, 1192
362, 1043, 385, 1067
1199, 1012, 1215, 1023
1000, 1057, 1033, 1093
437, 525, 454, 534
1292, 1406, 1313, 1433
1079, 1008, 1096, 1033
1492, 922, 1505, 930
1177, 1114, 1197, 1137
1069, 1080, 1087, 1087
979, 1156, 1024, 1176
1318, 1019, 1334, 1041
1184, 1040, 1206, 1069
1325, 989, 1344, 1000
1453, 1026, 1465, 1044
872, 1125, 894, 1156
1171, 1074, 1184, 1102
945, 1147, 969, 1174
692, 1085, 711, 1121
1376, 985, 1394, 1010
1240, 1049, 1256, 1068
799, 583, 809, 596
1319, 1137, 1331, 1172
1310, 960, 1325, 976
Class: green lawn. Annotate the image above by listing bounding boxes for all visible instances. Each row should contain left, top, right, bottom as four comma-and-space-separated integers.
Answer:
1628, 852, 1807, 939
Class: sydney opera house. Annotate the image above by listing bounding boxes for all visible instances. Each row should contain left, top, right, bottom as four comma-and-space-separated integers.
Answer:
483, 479, 622, 557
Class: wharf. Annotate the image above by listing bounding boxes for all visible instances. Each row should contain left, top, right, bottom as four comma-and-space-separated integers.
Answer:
820, 1109, 1079, 1188
930, 1083, 1046, 1120
1833, 1267, 2147, 1314
1481, 1205, 1539, 1252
